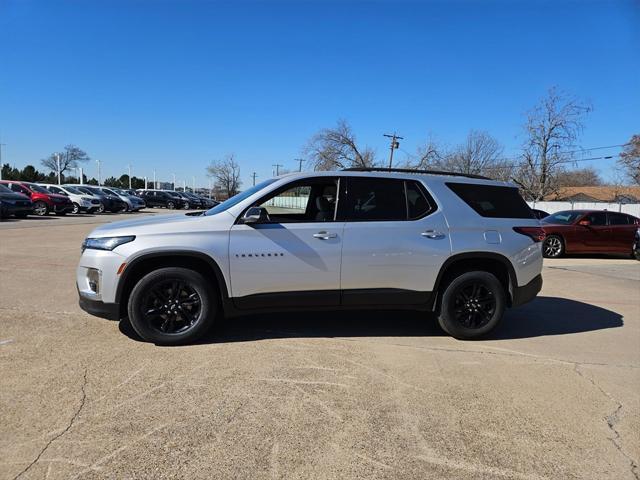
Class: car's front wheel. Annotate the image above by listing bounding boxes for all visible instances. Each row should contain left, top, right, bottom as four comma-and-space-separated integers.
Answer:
167, 201, 176, 209
437, 271, 506, 339
71, 203, 80, 214
542, 235, 564, 258
127, 267, 217, 345
33, 201, 48, 216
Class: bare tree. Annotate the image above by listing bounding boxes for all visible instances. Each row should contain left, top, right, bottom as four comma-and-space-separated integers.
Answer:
555, 167, 603, 187
617, 134, 640, 185
435, 130, 513, 180
402, 135, 445, 169
41, 144, 90, 176
303, 120, 376, 170
206, 154, 242, 198
512, 87, 592, 200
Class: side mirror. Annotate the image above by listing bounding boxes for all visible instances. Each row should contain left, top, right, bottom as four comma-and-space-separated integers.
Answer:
578, 219, 591, 226
242, 207, 269, 224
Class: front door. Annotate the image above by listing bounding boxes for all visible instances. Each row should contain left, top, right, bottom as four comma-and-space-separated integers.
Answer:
339, 177, 451, 305
229, 176, 343, 308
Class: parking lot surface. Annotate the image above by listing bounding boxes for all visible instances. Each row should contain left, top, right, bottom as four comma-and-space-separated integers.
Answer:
1, 210, 639, 479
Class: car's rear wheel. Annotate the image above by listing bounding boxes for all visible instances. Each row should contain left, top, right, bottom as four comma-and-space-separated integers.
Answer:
96, 203, 105, 213
542, 235, 564, 258
127, 267, 217, 345
437, 271, 506, 339
33, 201, 48, 216
71, 203, 80, 214
167, 201, 176, 209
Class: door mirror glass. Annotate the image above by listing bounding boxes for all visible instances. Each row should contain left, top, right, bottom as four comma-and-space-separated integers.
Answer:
242, 207, 269, 224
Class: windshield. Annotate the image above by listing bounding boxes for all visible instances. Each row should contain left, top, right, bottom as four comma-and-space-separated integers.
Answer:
78, 187, 99, 196
541, 211, 583, 225
64, 186, 83, 195
101, 188, 118, 196
28, 184, 51, 194
204, 179, 278, 216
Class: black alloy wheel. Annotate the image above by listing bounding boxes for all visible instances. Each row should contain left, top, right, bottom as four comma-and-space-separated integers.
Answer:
438, 271, 505, 339
543, 235, 563, 258
128, 267, 216, 345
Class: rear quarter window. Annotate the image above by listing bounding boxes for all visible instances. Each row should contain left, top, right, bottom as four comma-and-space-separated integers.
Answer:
446, 183, 534, 219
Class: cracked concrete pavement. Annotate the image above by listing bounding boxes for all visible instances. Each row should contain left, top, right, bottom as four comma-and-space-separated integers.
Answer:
1, 210, 639, 479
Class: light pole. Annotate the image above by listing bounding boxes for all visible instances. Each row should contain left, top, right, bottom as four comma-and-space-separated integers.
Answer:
128, 164, 132, 189
192, 176, 195, 193
96, 159, 102, 185
144, 176, 148, 189
56, 154, 61, 185
0, 141, 5, 180
79, 167, 84, 185
153, 170, 156, 189
183, 180, 186, 192
172, 173, 176, 190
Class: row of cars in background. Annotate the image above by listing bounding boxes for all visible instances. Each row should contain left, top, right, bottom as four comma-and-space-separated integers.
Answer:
0, 180, 218, 219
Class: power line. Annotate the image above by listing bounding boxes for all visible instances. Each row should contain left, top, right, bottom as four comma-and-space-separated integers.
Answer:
295, 158, 305, 172
272, 164, 283, 176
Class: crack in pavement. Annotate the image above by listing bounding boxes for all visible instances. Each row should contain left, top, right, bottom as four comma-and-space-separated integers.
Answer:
573, 364, 639, 480
12, 368, 88, 480
547, 265, 640, 282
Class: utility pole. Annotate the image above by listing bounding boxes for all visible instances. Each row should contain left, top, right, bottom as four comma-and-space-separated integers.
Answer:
251, 172, 257, 186
128, 164, 132, 189
272, 164, 283, 176
295, 158, 305, 172
96, 159, 102, 185
0, 141, 5, 180
383, 132, 403, 168
56, 153, 61, 184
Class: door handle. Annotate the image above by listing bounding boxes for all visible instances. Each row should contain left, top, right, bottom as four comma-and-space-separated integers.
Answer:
421, 230, 445, 239
313, 231, 337, 240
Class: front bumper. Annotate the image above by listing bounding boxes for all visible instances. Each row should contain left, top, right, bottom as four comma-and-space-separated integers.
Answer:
511, 274, 543, 307
79, 295, 121, 320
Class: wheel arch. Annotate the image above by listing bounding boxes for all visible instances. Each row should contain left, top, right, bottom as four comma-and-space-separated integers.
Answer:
115, 251, 230, 318
430, 252, 516, 310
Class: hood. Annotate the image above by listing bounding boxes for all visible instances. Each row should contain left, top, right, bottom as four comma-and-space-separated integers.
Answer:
88, 211, 233, 237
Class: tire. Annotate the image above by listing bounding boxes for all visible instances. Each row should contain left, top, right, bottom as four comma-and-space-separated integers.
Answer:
33, 201, 48, 216
127, 267, 217, 345
96, 203, 105, 214
183, 202, 190, 210
542, 235, 564, 258
167, 201, 176, 209
437, 271, 506, 340
71, 203, 80, 214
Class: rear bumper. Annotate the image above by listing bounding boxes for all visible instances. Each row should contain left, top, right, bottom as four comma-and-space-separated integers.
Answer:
511, 274, 542, 307
79, 295, 121, 320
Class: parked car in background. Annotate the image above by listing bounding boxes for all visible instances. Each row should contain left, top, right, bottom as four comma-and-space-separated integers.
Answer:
69, 185, 127, 213
531, 208, 549, 220
0, 180, 73, 216
169, 191, 202, 209
196, 195, 219, 209
540, 210, 640, 258
100, 187, 146, 212
0, 184, 33, 218
138, 189, 186, 209
37, 184, 101, 214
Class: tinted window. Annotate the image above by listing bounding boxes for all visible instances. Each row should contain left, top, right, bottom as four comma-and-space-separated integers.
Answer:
608, 212, 631, 225
446, 183, 534, 219
541, 211, 583, 225
344, 178, 406, 221
585, 212, 607, 226
406, 181, 432, 219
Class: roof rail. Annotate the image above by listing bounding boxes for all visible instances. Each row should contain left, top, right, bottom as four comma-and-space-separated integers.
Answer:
341, 167, 490, 180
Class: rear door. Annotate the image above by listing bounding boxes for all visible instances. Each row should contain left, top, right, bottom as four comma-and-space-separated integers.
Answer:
607, 212, 637, 252
580, 211, 610, 250
339, 177, 450, 306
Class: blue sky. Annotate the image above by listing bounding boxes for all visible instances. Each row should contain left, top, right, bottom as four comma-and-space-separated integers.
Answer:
1, 0, 638, 187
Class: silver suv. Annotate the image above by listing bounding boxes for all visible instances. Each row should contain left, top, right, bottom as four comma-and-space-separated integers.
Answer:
77, 169, 544, 345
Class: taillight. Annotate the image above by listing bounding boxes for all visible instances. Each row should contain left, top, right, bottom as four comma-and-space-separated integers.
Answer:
513, 227, 546, 243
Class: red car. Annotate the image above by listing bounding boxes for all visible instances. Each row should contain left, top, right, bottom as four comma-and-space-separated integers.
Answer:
540, 210, 640, 258
0, 180, 74, 216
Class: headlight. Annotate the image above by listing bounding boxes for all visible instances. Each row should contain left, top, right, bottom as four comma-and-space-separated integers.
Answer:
82, 236, 135, 251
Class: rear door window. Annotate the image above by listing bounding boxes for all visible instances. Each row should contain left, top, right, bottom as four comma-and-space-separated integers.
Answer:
446, 183, 534, 219
608, 212, 631, 225
343, 178, 406, 221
